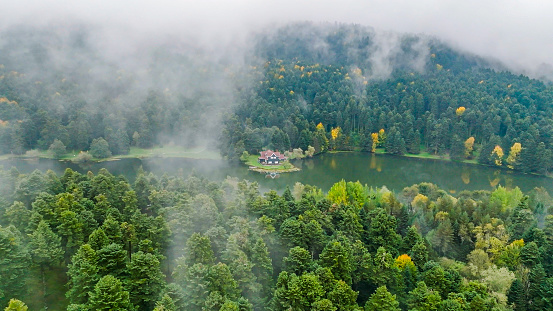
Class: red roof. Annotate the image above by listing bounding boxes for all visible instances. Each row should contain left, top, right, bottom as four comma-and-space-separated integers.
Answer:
259, 150, 287, 160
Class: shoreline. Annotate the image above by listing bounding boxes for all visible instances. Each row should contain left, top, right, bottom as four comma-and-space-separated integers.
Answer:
4, 146, 551, 179
1, 146, 222, 162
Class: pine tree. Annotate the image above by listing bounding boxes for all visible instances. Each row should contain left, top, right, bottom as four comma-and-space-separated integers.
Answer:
364, 286, 400, 311
28, 221, 64, 309
66, 244, 99, 305
449, 135, 464, 161
507, 279, 527, 311
127, 251, 166, 311
88, 275, 132, 311
0, 226, 31, 307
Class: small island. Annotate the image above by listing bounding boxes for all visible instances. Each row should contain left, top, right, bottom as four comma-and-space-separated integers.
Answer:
241, 150, 300, 173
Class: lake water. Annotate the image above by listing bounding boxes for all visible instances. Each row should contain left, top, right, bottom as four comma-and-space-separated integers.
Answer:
2, 153, 552, 194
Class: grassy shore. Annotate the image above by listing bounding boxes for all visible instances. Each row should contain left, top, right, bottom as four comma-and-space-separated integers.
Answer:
242, 154, 300, 172
374, 148, 479, 164
2, 146, 221, 162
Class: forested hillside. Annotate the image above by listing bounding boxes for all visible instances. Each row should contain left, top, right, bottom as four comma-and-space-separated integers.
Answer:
1, 22, 553, 174
0, 23, 242, 157
220, 23, 553, 175
1, 167, 552, 310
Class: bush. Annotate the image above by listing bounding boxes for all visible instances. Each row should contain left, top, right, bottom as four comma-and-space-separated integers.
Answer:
73, 151, 92, 163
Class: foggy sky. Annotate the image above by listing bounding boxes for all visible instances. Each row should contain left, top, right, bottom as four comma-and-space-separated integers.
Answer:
4, 0, 553, 76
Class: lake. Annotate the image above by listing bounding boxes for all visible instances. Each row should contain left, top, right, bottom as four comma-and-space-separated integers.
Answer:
2, 152, 552, 194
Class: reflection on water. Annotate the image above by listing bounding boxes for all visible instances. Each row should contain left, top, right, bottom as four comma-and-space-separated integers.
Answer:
1, 153, 552, 194
461, 169, 470, 184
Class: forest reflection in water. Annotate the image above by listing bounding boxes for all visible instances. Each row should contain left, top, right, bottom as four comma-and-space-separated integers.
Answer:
1, 152, 551, 194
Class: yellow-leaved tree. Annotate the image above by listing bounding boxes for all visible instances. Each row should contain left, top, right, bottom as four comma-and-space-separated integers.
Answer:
456, 106, 466, 116
331, 126, 341, 141
378, 129, 386, 147
394, 254, 415, 271
371, 133, 379, 153
506, 142, 522, 169
491, 145, 504, 166
464, 137, 475, 159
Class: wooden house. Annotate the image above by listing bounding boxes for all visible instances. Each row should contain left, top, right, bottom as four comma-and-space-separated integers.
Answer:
258, 150, 287, 165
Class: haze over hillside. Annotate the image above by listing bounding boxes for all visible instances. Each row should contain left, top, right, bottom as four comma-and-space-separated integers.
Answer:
3, 0, 553, 80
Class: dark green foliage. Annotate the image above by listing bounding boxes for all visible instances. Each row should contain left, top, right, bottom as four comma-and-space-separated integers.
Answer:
126, 251, 166, 311
508, 279, 527, 311
385, 127, 406, 156
1, 166, 553, 310
0, 226, 30, 307
319, 241, 353, 285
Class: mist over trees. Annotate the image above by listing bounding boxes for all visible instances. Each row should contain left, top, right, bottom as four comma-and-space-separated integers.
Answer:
1, 22, 553, 174
0, 167, 552, 310
2, 19, 553, 310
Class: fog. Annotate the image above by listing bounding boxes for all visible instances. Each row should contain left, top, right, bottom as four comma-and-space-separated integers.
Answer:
1, 1, 552, 151
4, 0, 553, 78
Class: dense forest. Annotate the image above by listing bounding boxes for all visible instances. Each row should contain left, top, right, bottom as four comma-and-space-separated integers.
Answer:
2, 21, 553, 310
1, 23, 553, 174
220, 24, 553, 175
1, 167, 553, 310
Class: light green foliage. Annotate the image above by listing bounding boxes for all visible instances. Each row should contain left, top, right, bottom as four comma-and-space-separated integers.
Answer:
480, 265, 515, 306
365, 286, 400, 311
4, 299, 28, 311
88, 275, 132, 311
327, 180, 348, 206
490, 186, 523, 212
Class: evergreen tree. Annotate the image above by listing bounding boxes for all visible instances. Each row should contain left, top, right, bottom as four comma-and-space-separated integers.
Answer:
449, 135, 464, 161
507, 279, 527, 311
478, 135, 501, 166
126, 251, 166, 311
28, 221, 64, 309
0, 226, 30, 307
88, 275, 132, 311
364, 286, 400, 311
66, 244, 100, 305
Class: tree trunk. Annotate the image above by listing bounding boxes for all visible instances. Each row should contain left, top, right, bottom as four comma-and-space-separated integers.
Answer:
42, 265, 47, 310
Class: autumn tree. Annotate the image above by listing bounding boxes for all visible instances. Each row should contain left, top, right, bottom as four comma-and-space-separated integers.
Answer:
491, 145, 504, 166
506, 142, 522, 169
